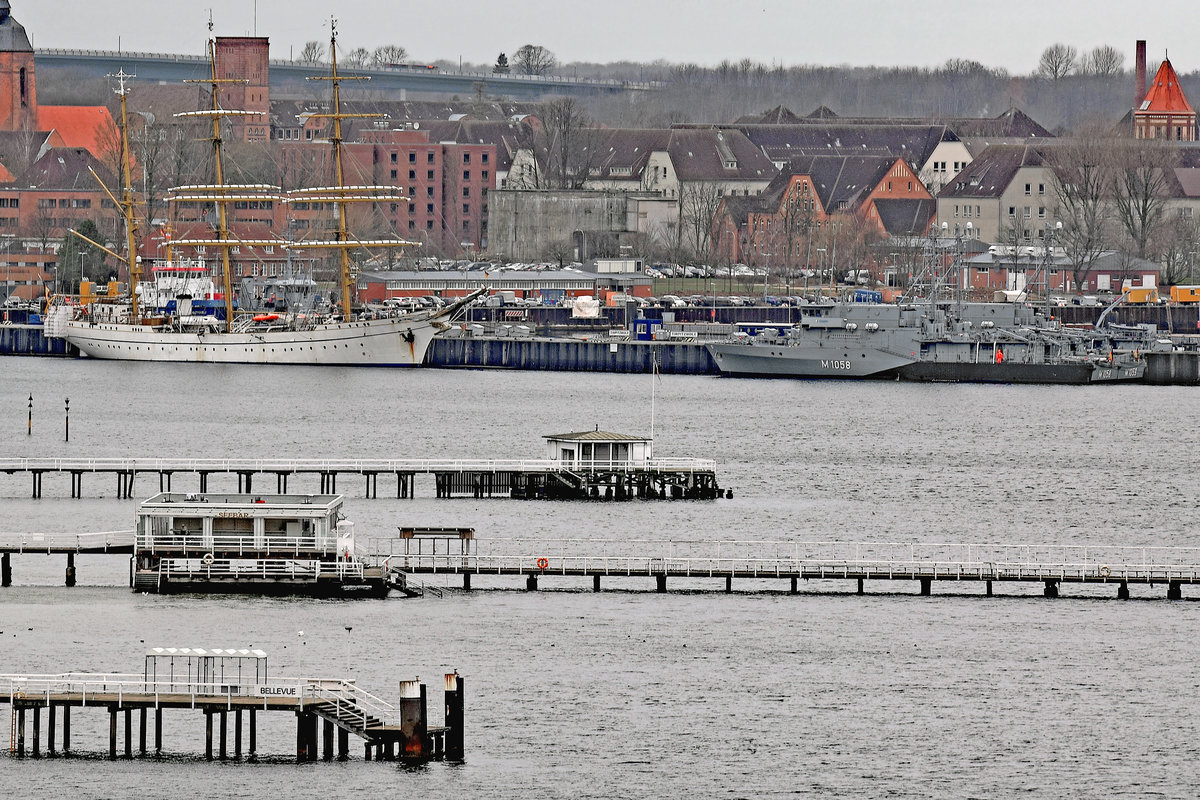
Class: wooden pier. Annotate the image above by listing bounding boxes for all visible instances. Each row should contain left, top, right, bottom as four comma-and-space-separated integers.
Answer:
0, 457, 724, 501
378, 537, 1200, 600
0, 530, 133, 587
2, 650, 463, 764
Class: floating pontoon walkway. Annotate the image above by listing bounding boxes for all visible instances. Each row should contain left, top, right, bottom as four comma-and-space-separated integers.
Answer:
0, 457, 723, 501
381, 538, 1200, 599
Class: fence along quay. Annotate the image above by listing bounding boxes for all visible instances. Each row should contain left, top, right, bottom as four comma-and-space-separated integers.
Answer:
0, 455, 725, 501
3, 648, 464, 764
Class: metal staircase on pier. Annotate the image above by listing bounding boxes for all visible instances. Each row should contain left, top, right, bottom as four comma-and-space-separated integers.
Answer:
306, 683, 398, 742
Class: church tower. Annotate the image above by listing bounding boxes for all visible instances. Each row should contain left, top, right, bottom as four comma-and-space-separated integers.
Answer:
0, 0, 37, 131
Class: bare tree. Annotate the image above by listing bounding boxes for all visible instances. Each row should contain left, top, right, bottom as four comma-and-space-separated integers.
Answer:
1157, 215, 1200, 285
493, 53, 511, 74
525, 97, 596, 190
342, 47, 370, 68
1111, 140, 1174, 260
371, 45, 408, 66
678, 181, 726, 263
514, 44, 556, 76
298, 41, 325, 65
1078, 45, 1124, 77
1047, 134, 1110, 292
1037, 43, 1078, 81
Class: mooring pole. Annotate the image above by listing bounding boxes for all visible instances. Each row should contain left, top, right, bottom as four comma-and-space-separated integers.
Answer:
27, 393, 32, 436
64, 397, 69, 442
444, 672, 464, 761
399, 679, 428, 762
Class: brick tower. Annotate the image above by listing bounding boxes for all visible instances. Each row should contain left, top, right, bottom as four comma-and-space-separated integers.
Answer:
215, 36, 270, 143
0, 0, 36, 131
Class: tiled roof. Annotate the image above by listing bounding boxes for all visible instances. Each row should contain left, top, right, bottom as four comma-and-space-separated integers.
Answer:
734, 105, 805, 124
736, 124, 954, 168
782, 154, 899, 211
873, 198, 936, 236
665, 129, 775, 182
937, 144, 1048, 199
36, 106, 120, 162
586, 129, 671, 179
1137, 59, 1194, 114
28, 147, 113, 190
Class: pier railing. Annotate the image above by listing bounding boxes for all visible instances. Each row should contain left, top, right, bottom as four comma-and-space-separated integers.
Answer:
0, 457, 716, 474
0, 530, 134, 553
393, 538, 1200, 582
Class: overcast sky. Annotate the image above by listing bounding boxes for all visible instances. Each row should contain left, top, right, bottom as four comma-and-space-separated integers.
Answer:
15, 0, 1198, 74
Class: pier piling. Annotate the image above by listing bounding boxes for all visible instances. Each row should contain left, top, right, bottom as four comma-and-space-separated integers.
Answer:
65, 552, 76, 586
525, 574, 538, 591
322, 718, 333, 761
920, 577, 932, 596
32, 705, 40, 758
2, 552, 10, 586
655, 574, 667, 593
16, 706, 25, 757
444, 673, 464, 762
594, 574, 602, 592
124, 707, 132, 758
398, 680, 429, 762
219, 710, 228, 761
108, 708, 117, 760
139, 708, 146, 756
205, 710, 213, 761
1044, 580, 1059, 598
47, 703, 56, 756
1119, 581, 1130, 600
248, 709, 256, 761
338, 727, 349, 761
1168, 581, 1182, 600
154, 708, 162, 756
62, 706, 70, 752
235, 709, 243, 760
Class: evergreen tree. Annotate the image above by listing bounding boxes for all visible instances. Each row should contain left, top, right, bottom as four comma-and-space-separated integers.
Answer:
493, 53, 510, 74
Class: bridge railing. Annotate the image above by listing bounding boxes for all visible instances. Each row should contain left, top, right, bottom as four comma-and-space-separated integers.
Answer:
137, 531, 343, 557
1, 673, 321, 704
309, 679, 399, 728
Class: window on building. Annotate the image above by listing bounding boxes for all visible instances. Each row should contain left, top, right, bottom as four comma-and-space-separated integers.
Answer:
1008, 206, 1016, 217
427, 187, 434, 197
426, 220, 434, 230
390, 170, 398, 180
482, 153, 489, 164
463, 188, 470, 198
1038, 183, 1045, 195
463, 153, 471, 164
408, 220, 415, 230
409, 169, 416, 180
427, 170, 434, 180
409, 153, 416, 163
462, 221, 469, 231
463, 170, 470, 181
1038, 207, 1046, 218
482, 170, 489, 181
1024, 183, 1031, 195
391, 153, 398, 163
427, 203, 434, 213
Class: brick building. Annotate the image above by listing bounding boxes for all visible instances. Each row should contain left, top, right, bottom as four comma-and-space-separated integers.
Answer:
214, 37, 271, 144
1133, 58, 1197, 142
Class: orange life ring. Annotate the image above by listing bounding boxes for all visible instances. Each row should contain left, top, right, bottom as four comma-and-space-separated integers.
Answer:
536, 557, 548, 570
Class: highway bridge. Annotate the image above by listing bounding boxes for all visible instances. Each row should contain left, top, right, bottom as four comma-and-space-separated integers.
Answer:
35, 49, 660, 100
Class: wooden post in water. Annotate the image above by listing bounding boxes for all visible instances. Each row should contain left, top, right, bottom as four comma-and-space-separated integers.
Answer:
398, 679, 428, 762
1118, 581, 1130, 600
138, 708, 146, 755
124, 707, 132, 758
219, 710, 227, 760
444, 673, 464, 761
108, 708, 117, 759
15, 706, 25, 757
248, 709, 257, 761
47, 703, 56, 756
65, 553, 76, 587
594, 574, 602, 592
655, 574, 667, 593
155, 707, 162, 756
322, 718, 333, 761
2, 552, 11, 587
920, 577, 932, 596
235, 709, 242, 760
31, 705, 40, 758
62, 705, 70, 752
1043, 580, 1058, 598
525, 574, 538, 591
205, 710, 213, 761
337, 727, 349, 761
295, 711, 306, 763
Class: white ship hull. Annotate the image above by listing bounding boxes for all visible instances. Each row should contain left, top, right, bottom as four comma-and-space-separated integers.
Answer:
63, 316, 444, 366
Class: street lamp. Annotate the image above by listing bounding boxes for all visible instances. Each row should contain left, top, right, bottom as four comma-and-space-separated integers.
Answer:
816, 248, 826, 298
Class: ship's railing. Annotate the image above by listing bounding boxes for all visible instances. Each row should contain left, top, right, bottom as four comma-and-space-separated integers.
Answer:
0, 530, 134, 553
393, 538, 1200, 581
156, 558, 365, 581
137, 532, 343, 556
0, 457, 717, 473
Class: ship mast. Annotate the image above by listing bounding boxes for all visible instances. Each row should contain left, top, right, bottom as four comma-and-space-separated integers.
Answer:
114, 70, 141, 319
172, 39, 282, 332
294, 19, 414, 321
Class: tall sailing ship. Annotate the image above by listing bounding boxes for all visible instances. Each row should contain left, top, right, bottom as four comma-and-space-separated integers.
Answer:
47, 26, 478, 366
